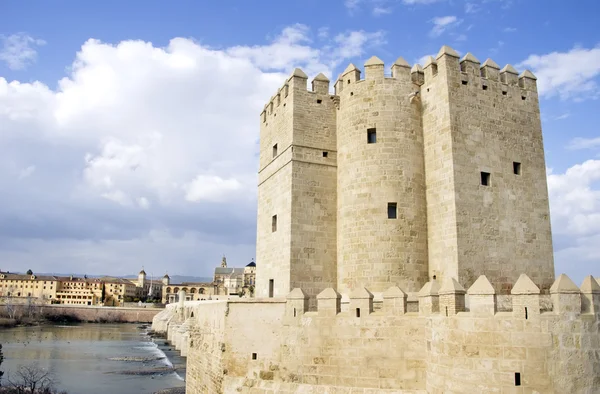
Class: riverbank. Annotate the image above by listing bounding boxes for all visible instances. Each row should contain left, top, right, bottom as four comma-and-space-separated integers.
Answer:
0, 303, 162, 324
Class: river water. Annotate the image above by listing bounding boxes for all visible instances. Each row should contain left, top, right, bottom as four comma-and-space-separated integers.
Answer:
0, 323, 186, 394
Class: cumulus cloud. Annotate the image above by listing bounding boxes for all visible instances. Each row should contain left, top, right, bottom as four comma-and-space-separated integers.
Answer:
429, 16, 462, 38
547, 160, 600, 280
0, 33, 46, 70
518, 44, 600, 100
0, 26, 384, 276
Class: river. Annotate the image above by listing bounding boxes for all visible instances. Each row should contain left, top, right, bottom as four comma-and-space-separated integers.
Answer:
0, 323, 186, 394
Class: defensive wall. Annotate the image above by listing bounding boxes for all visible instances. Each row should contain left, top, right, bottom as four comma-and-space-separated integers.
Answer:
2, 303, 162, 323
152, 273, 600, 393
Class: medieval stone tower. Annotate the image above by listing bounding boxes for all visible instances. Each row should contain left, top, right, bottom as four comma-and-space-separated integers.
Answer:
256, 45, 555, 304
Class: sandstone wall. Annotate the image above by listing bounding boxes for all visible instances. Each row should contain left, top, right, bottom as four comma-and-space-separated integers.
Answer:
422, 49, 555, 293
180, 274, 599, 394
289, 75, 337, 307
336, 58, 429, 295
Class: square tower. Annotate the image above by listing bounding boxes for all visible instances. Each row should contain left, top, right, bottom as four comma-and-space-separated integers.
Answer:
420, 47, 555, 293
255, 69, 337, 305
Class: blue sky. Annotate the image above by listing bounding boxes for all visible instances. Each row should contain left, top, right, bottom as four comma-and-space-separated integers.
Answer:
0, 0, 599, 284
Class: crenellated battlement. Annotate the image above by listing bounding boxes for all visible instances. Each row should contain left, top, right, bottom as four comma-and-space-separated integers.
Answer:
283, 274, 600, 321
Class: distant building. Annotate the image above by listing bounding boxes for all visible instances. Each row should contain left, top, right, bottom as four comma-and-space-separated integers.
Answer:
214, 256, 245, 296
0, 271, 139, 306
129, 269, 163, 301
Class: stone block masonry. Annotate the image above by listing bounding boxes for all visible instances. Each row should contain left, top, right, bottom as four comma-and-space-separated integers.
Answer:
153, 273, 600, 393
257, 45, 554, 306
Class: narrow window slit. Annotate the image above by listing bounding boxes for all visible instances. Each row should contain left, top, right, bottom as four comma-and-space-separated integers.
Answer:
515, 372, 521, 386
462, 80, 468, 85
513, 162, 521, 175
322, 151, 328, 158
482, 85, 488, 90
387, 202, 397, 219
252, 353, 257, 360
317, 99, 322, 104
356, 308, 360, 318
480, 172, 490, 186
367, 128, 376, 144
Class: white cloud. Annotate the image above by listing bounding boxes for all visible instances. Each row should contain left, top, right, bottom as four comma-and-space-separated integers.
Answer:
429, 16, 462, 38
548, 160, 600, 280
567, 137, 600, 150
517, 45, 600, 100
0, 26, 385, 275
0, 33, 46, 70
184, 175, 242, 203
373, 6, 392, 16
465, 3, 479, 13
503, 27, 517, 33
18, 165, 35, 179
332, 30, 386, 61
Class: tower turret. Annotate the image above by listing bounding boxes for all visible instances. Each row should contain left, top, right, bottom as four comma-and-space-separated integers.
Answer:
336, 56, 429, 295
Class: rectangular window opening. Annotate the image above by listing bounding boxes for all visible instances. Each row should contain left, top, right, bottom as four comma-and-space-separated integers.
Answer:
293, 308, 297, 317
480, 172, 490, 186
323, 151, 328, 158
316, 99, 322, 104
521, 95, 526, 100
387, 202, 397, 219
268, 280, 274, 298
502, 91, 507, 96
272, 144, 278, 158
272, 215, 277, 232
367, 128, 377, 144
514, 372, 521, 386
252, 353, 257, 360
356, 308, 360, 318
482, 85, 488, 90
513, 162, 521, 175
524, 307, 528, 320
461, 80, 468, 85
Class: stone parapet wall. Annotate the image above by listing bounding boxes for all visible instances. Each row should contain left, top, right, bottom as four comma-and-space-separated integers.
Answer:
154, 274, 600, 394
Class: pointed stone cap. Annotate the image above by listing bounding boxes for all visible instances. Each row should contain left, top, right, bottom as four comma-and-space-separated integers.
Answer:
287, 288, 308, 300
383, 285, 407, 299
342, 63, 360, 75
393, 56, 410, 68
313, 72, 329, 82
316, 287, 341, 300
411, 64, 423, 73
460, 52, 480, 64
436, 45, 460, 59
511, 274, 540, 295
350, 287, 374, 299
439, 277, 466, 295
291, 68, 308, 78
519, 70, 537, 80
418, 280, 440, 297
550, 274, 580, 294
467, 275, 496, 295
580, 275, 600, 294
423, 56, 437, 68
500, 64, 519, 75
481, 58, 500, 69
365, 55, 384, 66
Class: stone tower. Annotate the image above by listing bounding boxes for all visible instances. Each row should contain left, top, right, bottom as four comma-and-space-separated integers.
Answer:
138, 268, 146, 287
256, 45, 555, 302
255, 69, 337, 302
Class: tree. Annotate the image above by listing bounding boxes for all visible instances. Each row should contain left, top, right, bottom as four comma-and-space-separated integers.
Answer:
7, 363, 56, 393
26, 270, 33, 276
